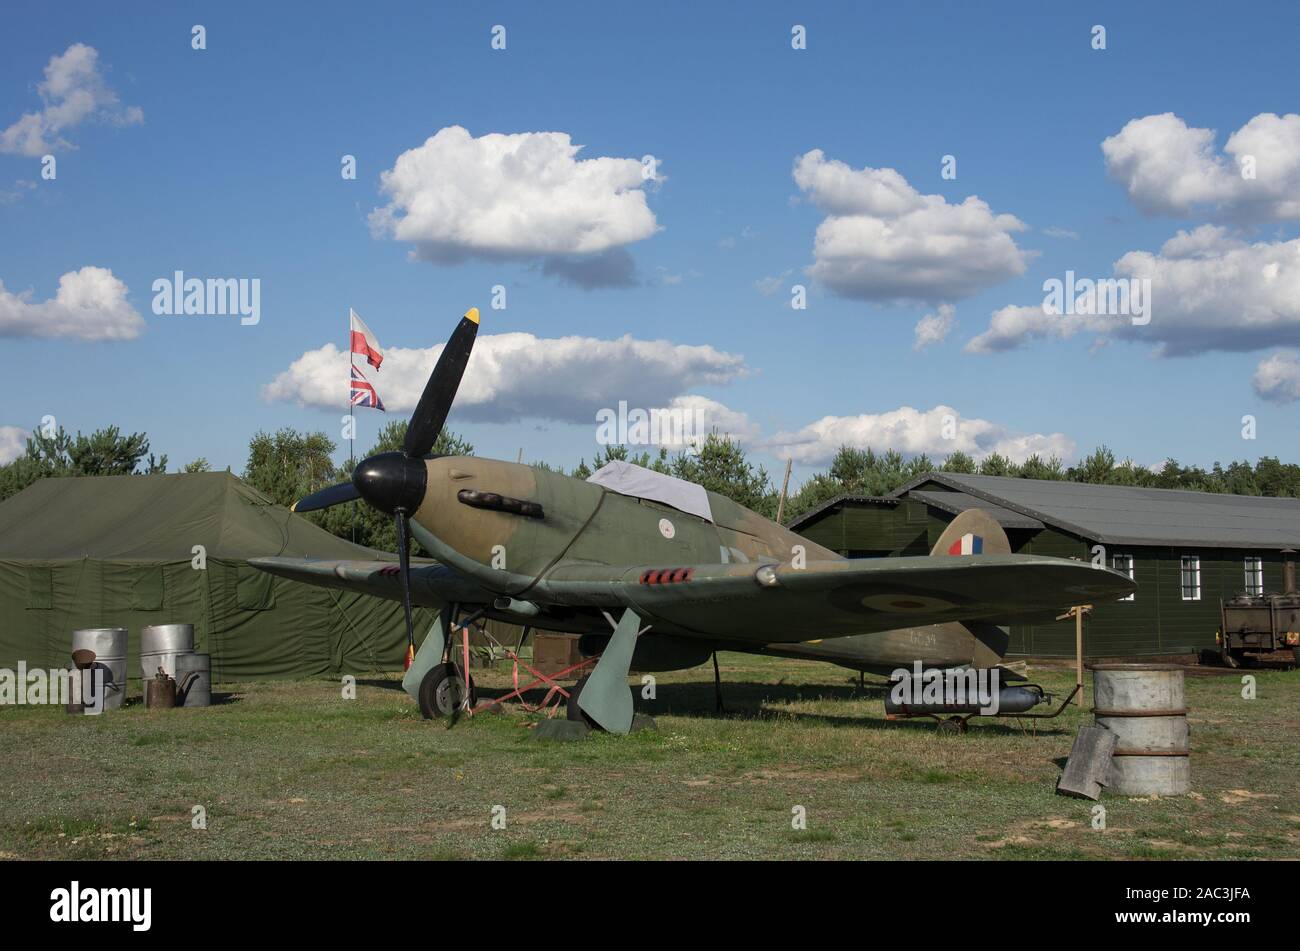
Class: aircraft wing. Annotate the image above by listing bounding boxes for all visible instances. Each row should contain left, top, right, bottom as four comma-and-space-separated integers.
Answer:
537, 554, 1135, 644
251, 552, 1135, 647
248, 556, 495, 607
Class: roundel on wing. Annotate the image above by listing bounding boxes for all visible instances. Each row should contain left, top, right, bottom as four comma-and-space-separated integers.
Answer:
859, 593, 958, 613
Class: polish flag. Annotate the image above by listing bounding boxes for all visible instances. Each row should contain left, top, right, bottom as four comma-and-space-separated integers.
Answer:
350, 309, 384, 370
947, 533, 983, 555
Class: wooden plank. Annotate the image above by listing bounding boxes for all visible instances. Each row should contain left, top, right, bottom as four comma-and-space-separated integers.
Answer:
1057, 724, 1118, 800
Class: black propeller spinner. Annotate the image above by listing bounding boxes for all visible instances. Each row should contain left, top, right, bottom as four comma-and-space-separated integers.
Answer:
292, 307, 480, 663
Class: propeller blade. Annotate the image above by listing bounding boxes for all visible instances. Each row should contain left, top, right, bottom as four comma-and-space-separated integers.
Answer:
403, 307, 479, 459
394, 509, 416, 659
291, 481, 360, 513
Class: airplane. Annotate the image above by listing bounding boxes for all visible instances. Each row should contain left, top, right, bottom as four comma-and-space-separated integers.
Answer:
251, 308, 1137, 734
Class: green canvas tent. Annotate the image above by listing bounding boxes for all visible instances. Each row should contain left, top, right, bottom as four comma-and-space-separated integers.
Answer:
0, 471, 436, 682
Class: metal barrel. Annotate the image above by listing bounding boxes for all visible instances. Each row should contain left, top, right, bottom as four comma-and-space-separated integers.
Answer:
140, 624, 196, 709
70, 627, 128, 711
1092, 663, 1190, 796
174, 652, 212, 708
139, 623, 195, 680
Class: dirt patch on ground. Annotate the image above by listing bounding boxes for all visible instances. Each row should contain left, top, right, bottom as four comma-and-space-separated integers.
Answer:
1219, 789, 1278, 805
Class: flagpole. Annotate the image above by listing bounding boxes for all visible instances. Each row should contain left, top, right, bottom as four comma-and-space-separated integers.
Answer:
349, 308, 356, 545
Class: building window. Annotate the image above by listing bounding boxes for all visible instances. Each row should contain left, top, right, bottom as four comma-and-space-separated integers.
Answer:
1180, 555, 1201, 601
1112, 554, 1135, 601
1244, 556, 1263, 596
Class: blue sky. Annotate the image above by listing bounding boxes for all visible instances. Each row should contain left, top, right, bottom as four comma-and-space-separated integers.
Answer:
3, 0, 1299, 487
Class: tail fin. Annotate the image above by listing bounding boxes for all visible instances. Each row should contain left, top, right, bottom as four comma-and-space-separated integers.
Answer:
930, 508, 1011, 557
931, 509, 1013, 667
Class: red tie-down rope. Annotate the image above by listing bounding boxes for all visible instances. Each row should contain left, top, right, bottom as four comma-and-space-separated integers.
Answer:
455, 620, 596, 717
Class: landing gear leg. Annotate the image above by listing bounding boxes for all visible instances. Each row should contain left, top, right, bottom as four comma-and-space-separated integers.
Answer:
712, 652, 725, 715
575, 608, 641, 734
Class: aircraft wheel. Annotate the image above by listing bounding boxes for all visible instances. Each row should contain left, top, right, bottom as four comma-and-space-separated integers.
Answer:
566, 675, 597, 728
566, 674, 635, 731
936, 716, 966, 736
418, 663, 475, 719
567, 674, 637, 731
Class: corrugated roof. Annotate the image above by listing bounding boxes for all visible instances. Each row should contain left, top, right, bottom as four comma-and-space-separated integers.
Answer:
893, 473, 1300, 549
908, 489, 1044, 530
783, 495, 899, 529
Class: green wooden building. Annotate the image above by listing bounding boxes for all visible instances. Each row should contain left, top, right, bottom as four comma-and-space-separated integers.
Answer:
788, 472, 1300, 659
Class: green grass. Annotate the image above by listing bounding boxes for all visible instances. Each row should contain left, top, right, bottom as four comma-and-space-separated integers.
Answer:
0, 654, 1296, 860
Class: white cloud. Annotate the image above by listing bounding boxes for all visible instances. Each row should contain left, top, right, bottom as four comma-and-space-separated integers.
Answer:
1113, 227, 1300, 355
913, 304, 956, 350
792, 149, 1031, 302
651, 395, 760, 450
754, 270, 792, 296
0, 180, 37, 204
1044, 226, 1079, 239
369, 126, 660, 287
263, 333, 748, 423
0, 426, 28, 464
963, 303, 1104, 353
1252, 351, 1300, 404
0, 44, 142, 156
764, 404, 1074, 466
0, 267, 145, 341
1102, 112, 1300, 221
719, 226, 756, 249
966, 226, 1300, 356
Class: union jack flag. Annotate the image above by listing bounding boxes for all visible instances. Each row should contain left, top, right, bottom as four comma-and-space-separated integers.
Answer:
350, 363, 385, 411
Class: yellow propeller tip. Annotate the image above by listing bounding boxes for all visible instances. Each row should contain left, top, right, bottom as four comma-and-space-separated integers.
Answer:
290, 501, 298, 512
464, 307, 480, 325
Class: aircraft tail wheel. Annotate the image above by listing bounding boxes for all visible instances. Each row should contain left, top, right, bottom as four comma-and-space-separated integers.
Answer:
418, 663, 476, 719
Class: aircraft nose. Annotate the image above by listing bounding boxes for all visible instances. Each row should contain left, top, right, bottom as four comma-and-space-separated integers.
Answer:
352, 451, 428, 515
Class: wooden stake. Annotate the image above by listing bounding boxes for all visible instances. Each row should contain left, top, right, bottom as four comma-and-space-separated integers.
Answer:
1057, 604, 1094, 706
1075, 607, 1084, 706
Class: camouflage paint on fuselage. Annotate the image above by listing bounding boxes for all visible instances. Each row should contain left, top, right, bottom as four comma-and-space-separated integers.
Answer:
403, 456, 1005, 671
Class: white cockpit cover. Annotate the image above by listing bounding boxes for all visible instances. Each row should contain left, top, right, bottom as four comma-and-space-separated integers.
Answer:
587, 460, 714, 523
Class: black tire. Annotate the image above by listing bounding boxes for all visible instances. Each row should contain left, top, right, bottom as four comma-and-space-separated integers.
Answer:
566, 674, 636, 731
418, 663, 476, 719
936, 716, 966, 736
566, 674, 596, 727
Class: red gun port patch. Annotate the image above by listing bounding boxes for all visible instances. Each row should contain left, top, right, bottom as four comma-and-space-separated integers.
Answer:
640, 567, 695, 585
